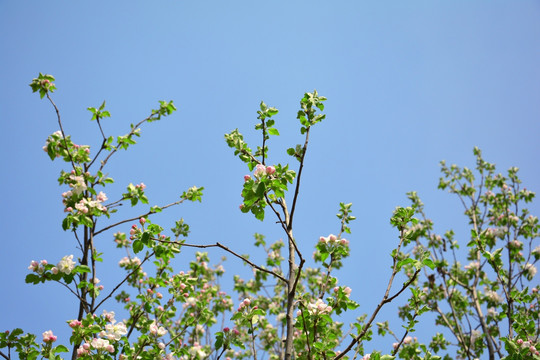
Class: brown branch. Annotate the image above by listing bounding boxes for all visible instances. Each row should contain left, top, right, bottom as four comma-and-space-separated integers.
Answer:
94, 199, 186, 236
163, 240, 287, 283
46, 93, 75, 169
335, 229, 418, 360
93, 252, 154, 312
391, 313, 419, 357
288, 126, 310, 230
98, 114, 154, 173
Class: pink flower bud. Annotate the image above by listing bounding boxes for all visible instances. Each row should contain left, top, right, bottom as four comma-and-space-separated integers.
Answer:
69, 320, 82, 328
244, 175, 251, 182
223, 327, 230, 333
139, 217, 146, 225
42, 330, 57, 343
266, 166, 276, 175
517, 339, 524, 345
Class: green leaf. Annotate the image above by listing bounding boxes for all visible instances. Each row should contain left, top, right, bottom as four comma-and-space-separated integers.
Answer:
267, 128, 280, 136
255, 182, 266, 197
215, 333, 223, 349
422, 258, 435, 270
54, 345, 69, 353
267, 108, 278, 116
397, 258, 414, 271
25, 274, 42, 284
133, 240, 143, 253
141, 231, 150, 245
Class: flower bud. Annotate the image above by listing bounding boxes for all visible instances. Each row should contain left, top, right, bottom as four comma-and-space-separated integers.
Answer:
266, 166, 276, 175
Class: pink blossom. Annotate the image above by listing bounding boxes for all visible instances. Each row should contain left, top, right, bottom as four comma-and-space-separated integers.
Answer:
28, 260, 39, 272
149, 321, 168, 336
139, 217, 147, 225
42, 330, 57, 343
77, 345, 89, 357
266, 166, 276, 175
254, 164, 266, 178
69, 320, 82, 328
244, 175, 251, 182
96, 192, 108, 202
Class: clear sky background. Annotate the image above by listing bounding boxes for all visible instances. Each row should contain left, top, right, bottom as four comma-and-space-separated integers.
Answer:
1, 1, 540, 357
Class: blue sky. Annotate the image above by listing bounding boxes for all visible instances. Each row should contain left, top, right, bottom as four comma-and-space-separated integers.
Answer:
1, 1, 540, 356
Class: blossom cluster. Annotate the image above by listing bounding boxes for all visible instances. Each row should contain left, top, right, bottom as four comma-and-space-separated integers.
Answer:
252, 164, 276, 179
333, 286, 352, 297
305, 299, 332, 315
237, 298, 251, 312
319, 234, 349, 247
516, 339, 540, 356
42, 330, 57, 343
72, 311, 126, 357
28, 255, 76, 275
149, 320, 168, 337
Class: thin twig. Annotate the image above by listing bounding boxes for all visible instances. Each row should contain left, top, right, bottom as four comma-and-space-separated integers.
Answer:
94, 252, 154, 312
94, 199, 186, 236
335, 228, 419, 359
288, 126, 310, 230
162, 240, 287, 283
46, 93, 75, 169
